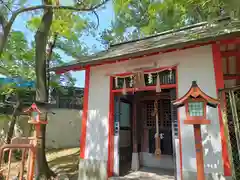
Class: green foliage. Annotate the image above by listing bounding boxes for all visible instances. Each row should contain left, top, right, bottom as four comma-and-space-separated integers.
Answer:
102, 0, 240, 45
0, 31, 35, 95
1, 0, 110, 96
27, 10, 88, 40
0, 30, 76, 97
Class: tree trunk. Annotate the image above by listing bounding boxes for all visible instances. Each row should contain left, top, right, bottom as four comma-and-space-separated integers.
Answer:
35, 120, 55, 179
0, 24, 11, 56
4, 100, 21, 162
34, 0, 54, 179
0, 12, 15, 57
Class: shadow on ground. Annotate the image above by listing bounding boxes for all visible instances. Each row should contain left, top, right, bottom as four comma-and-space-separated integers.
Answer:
46, 148, 80, 179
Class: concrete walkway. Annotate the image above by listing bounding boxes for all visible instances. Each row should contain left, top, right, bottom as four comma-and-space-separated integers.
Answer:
109, 167, 175, 180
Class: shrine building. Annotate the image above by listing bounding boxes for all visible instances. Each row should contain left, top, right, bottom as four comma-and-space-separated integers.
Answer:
52, 18, 240, 180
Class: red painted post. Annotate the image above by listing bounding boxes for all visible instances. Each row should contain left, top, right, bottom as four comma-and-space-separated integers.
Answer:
194, 125, 205, 180
0, 103, 48, 180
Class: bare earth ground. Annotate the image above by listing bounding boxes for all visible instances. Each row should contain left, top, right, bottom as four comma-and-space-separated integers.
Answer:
46, 147, 80, 179
3, 149, 175, 180
2, 147, 80, 179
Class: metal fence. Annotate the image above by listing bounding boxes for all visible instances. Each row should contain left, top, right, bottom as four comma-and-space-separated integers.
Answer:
219, 85, 240, 179
0, 87, 84, 115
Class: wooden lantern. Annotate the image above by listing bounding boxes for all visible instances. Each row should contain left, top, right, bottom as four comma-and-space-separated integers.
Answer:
173, 81, 219, 180
173, 81, 219, 125
24, 103, 48, 146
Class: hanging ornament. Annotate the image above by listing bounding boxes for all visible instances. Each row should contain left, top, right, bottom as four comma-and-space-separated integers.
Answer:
156, 74, 161, 93
129, 75, 133, 87
135, 71, 145, 87
148, 73, 153, 85
152, 100, 161, 159
169, 69, 173, 81
115, 77, 119, 88
122, 78, 127, 95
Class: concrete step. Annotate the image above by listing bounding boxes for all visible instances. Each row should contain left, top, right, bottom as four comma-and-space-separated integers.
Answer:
109, 168, 174, 180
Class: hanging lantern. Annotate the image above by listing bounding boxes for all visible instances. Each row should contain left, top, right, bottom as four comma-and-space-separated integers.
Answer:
156, 74, 161, 93
122, 78, 127, 95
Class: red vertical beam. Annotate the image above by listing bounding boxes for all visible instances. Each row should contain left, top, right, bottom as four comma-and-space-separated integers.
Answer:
132, 97, 137, 152
80, 66, 90, 159
176, 67, 183, 180
194, 125, 205, 180
108, 77, 114, 177
237, 45, 240, 85
212, 44, 231, 176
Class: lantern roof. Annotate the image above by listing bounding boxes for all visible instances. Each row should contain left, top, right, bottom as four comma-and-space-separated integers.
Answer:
173, 81, 219, 108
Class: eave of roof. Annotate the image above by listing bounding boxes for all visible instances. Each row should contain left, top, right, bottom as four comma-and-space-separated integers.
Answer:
51, 18, 240, 73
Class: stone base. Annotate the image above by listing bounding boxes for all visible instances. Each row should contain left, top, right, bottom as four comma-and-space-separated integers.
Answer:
78, 159, 107, 180
131, 153, 140, 171
183, 170, 233, 180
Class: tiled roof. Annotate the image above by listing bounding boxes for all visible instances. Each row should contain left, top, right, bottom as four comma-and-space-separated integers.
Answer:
51, 18, 240, 72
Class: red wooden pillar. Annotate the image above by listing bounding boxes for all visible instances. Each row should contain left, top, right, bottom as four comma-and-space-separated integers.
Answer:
108, 76, 114, 177
133, 97, 137, 153
212, 43, 231, 176
131, 96, 140, 171
237, 45, 240, 85
194, 125, 205, 180
80, 66, 90, 159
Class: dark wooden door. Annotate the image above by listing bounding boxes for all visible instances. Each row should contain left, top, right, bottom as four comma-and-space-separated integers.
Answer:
119, 98, 132, 176
143, 98, 173, 155
149, 128, 173, 155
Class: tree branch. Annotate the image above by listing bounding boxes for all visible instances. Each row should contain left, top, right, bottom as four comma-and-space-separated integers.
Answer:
9, 0, 110, 28
0, 0, 109, 56
0, 0, 12, 13
0, 14, 6, 28
92, 10, 100, 28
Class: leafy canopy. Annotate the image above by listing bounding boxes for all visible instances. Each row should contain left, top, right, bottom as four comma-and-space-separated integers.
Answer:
102, 0, 240, 44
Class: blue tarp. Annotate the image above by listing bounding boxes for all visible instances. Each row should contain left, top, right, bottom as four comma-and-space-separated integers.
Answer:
0, 77, 35, 88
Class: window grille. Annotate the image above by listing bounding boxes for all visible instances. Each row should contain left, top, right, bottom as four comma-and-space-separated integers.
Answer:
188, 102, 204, 116
144, 99, 171, 128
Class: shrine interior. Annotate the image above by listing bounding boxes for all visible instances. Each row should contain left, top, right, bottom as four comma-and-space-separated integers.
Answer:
114, 89, 176, 176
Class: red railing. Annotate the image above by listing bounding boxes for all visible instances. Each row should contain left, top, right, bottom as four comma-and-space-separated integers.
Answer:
0, 103, 48, 180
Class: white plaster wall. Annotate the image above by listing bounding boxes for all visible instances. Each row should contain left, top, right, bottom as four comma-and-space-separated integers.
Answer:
84, 67, 110, 161
46, 108, 82, 149
0, 109, 82, 149
176, 46, 222, 174
85, 45, 223, 174
140, 153, 173, 169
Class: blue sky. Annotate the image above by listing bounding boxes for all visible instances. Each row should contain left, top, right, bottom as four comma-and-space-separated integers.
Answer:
11, 0, 115, 87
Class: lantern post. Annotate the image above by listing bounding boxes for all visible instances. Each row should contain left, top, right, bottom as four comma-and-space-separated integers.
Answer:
24, 103, 48, 180
172, 81, 219, 180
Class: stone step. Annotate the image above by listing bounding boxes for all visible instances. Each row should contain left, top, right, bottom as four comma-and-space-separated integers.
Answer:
109, 168, 174, 180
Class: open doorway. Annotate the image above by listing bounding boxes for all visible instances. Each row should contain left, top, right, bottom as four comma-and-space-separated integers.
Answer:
138, 90, 173, 169
114, 89, 176, 178
114, 94, 133, 176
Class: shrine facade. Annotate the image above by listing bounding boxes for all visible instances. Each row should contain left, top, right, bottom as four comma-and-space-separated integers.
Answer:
52, 18, 240, 180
